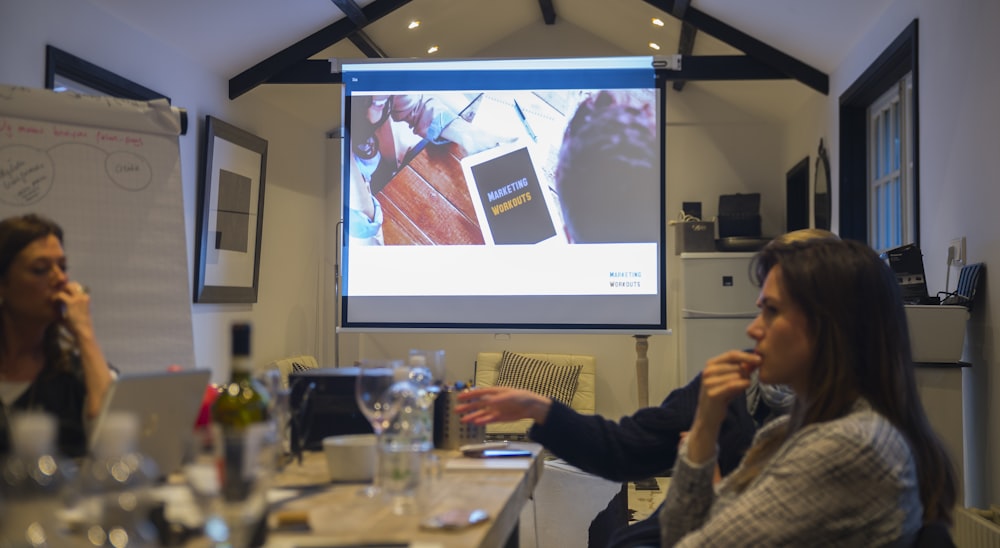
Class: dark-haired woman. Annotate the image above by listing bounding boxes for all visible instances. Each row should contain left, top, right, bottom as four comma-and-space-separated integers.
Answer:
0, 214, 113, 457
660, 238, 955, 546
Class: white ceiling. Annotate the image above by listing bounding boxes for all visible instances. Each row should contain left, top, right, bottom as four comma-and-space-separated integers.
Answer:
87, 0, 892, 129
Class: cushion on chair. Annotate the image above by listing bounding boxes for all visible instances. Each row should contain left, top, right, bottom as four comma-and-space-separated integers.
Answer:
475, 351, 596, 437
495, 351, 582, 406
268, 355, 319, 389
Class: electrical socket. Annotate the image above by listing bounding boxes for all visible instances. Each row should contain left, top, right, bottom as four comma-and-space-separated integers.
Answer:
948, 237, 966, 266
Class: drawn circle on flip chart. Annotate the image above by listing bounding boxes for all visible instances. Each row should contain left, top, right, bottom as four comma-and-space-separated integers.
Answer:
106, 151, 152, 191
0, 145, 55, 206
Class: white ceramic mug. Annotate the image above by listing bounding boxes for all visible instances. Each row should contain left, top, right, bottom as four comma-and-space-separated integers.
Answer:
322, 434, 376, 482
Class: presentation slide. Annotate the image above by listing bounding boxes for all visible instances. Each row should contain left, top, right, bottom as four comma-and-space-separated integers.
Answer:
340, 57, 665, 331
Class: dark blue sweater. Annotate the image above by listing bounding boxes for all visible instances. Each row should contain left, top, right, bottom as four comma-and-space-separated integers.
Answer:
528, 372, 761, 480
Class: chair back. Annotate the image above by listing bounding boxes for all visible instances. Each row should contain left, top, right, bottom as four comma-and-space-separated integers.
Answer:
941, 262, 984, 311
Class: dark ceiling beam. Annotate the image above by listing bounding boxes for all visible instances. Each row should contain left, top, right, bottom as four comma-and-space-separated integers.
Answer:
672, 22, 698, 91
349, 31, 388, 58
331, 0, 388, 57
254, 55, 788, 86
671, 0, 690, 18
331, 0, 368, 26
229, 0, 411, 99
670, 0, 695, 91
266, 59, 344, 84
658, 55, 786, 81
643, 0, 828, 94
538, 0, 556, 24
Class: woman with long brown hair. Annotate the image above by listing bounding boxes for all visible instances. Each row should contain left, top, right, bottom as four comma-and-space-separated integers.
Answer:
0, 213, 113, 457
660, 238, 955, 546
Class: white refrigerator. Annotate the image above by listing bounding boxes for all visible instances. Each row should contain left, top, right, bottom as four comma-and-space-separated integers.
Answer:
679, 252, 760, 384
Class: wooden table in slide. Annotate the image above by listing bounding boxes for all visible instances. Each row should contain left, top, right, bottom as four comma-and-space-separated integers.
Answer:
264, 443, 544, 548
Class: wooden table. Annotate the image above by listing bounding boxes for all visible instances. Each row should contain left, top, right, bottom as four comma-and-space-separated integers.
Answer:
264, 443, 543, 548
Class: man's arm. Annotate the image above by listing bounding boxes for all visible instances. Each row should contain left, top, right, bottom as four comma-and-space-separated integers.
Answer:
529, 375, 705, 481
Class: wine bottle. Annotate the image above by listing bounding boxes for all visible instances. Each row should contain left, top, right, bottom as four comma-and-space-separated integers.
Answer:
209, 322, 273, 547
211, 323, 271, 497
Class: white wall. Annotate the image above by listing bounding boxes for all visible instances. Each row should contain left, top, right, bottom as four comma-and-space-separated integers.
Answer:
0, 0, 330, 385
804, 0, 1000, 508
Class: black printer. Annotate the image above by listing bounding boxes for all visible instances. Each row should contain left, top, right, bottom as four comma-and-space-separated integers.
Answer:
289, 367, 373, 452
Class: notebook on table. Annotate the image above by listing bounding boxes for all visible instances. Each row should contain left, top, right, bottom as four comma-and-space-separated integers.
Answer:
88, 369, 211, 477
461, 140, 566, 246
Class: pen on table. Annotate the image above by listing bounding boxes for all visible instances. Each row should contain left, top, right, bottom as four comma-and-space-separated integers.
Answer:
512, 99, 537, 142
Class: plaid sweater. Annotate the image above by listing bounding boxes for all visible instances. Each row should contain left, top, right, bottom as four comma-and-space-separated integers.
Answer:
660, 398, 923, 547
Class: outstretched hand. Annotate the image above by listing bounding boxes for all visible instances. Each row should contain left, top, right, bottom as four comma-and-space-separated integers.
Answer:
454, 386, 553, 426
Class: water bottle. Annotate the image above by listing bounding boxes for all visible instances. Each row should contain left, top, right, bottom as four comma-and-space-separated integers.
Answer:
0, 412, 73, 548
400, 353, 435, 452
76, 411, 159, 547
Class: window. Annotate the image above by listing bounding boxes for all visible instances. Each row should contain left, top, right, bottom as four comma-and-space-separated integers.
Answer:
868, 72, 914, 252
839, 20, 918, 249
44, 45, 187, 135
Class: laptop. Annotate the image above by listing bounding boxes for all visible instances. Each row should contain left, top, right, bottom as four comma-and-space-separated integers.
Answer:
885, 243, 935, 304
88, 369, 211, 477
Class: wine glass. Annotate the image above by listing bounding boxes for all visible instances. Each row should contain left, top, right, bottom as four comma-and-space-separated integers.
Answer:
354, 359, 406, 498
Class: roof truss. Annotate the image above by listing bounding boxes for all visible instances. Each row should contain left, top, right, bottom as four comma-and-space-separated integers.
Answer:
229, 0, 827, 99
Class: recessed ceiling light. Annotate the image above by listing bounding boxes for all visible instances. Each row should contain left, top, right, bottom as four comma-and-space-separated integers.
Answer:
408, 20, 420, 30
427, 45, 439, 54
649, 42, 661, 51
652, 18, 664, 27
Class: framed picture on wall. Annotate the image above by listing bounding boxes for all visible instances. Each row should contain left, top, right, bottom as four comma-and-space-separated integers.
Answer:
194, 116, 268, 303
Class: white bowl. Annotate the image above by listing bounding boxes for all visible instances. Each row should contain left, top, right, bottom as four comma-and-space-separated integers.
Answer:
322, 434, 376, 482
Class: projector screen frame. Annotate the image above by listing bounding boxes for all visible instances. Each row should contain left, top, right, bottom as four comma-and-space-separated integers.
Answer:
338, 56, 669, 333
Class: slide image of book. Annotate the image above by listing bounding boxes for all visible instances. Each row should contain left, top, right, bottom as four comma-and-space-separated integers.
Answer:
461, 141, 566, 245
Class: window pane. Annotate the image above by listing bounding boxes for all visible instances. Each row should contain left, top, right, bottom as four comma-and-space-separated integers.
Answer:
867, 73, 913, 252
893, 101, 901, 172
882, 113, 891, 178
890, 178, 901, 247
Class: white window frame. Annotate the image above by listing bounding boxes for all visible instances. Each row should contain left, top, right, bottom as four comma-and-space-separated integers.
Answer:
867, 72, 914, 253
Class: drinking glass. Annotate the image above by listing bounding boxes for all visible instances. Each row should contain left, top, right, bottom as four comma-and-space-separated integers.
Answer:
256, 368, 292, 469
183, 423, 276, 547
354, 359, 406, 498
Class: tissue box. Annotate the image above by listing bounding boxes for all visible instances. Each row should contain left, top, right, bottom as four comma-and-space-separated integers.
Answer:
675, 221, 715, 254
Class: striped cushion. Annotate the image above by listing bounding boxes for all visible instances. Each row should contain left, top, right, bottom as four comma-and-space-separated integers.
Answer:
494, 350, 582, 406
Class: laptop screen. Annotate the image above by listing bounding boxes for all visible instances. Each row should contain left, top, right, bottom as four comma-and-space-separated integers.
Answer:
89, 369, 211, 476
885, 243, 933, 304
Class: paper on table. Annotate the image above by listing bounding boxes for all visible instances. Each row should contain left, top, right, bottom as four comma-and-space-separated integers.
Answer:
444, 457, 532, 471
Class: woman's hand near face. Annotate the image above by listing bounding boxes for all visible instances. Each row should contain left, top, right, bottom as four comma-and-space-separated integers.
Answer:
54, 281, 95, 339
454, 386, 553, 426
685, 350, 761, 465
54, 280, 113, 418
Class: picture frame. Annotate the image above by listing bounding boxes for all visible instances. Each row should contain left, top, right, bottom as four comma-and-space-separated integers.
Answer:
194, 116, 268, 303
